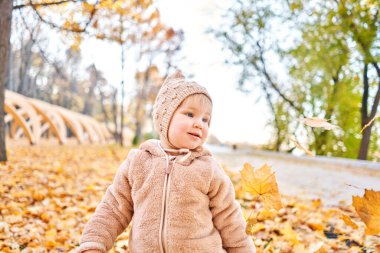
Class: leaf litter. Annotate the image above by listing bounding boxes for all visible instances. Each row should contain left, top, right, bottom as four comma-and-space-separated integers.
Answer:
0, 145, 379, 252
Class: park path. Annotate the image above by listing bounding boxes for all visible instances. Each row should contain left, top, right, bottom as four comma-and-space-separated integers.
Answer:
209, 145, 380, 207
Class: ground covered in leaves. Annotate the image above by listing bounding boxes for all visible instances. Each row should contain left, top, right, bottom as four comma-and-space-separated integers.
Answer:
0, 144, 379, 252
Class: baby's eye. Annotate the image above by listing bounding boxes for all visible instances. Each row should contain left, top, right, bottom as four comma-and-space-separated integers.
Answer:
185, 112, 193, 117
202, 118, 209, 123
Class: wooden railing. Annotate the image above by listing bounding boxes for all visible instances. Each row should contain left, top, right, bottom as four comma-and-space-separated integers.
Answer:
4, 90, 112, 145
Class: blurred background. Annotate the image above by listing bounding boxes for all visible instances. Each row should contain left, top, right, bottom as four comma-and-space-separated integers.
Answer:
1, 0, 379, 161
1, 1, 380, 251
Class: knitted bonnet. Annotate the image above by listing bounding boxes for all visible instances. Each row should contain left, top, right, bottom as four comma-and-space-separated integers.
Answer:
152, 70, 212, 148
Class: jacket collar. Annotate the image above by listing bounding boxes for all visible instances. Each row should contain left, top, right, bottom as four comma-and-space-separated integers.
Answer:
139, 139, 212, 166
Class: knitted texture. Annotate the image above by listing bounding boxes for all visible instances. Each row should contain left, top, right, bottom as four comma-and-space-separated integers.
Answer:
152, 70, 212, 147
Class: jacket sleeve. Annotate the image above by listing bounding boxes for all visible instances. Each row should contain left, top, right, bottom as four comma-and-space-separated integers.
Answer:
208, 163, 256, 253
77, 150, 137, 253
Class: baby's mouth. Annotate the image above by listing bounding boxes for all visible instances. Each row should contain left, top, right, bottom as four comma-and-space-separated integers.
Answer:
188, 132, 201, 138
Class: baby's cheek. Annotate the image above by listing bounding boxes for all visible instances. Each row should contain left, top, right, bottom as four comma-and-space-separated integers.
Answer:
176, 122, 188, 132
202, 127, 209, 137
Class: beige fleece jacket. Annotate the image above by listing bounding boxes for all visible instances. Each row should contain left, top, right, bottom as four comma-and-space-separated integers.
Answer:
78, 139, 255, 253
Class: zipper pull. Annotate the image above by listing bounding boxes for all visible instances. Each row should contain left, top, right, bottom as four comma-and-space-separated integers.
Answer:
166, 160, 174, 174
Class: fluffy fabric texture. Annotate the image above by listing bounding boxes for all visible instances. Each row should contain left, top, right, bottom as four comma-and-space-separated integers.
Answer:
77, 139, 256, 253
152, 70, 212, 148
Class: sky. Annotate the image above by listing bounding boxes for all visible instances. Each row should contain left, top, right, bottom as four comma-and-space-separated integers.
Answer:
82, 0, 272, 145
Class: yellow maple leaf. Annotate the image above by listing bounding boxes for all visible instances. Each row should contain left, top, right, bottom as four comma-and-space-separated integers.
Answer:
240, 163, 282, 210
352, 189, 380, 235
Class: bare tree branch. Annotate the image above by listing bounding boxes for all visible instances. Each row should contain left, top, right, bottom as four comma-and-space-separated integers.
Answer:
256, 41, 304, 115
28, 0, 99, 33
13, 0, 77, 10
19, 8, 68, 81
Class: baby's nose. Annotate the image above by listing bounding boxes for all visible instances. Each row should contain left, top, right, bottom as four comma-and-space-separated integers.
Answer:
194, 120, 203, 129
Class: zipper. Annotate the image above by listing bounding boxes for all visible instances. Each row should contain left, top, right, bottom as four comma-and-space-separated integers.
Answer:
163, 166, 172, 253
159, 156, 175, 253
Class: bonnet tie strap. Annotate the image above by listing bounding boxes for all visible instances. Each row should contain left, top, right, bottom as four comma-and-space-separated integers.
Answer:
163, 148, 192, 163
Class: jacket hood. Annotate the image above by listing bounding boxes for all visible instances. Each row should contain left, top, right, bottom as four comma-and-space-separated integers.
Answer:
139, 139, 212, 166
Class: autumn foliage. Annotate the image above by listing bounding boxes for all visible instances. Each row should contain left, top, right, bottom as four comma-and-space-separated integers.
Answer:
0, 144, 379, 252
0, 144, 129, 252
233, 164, 380, 252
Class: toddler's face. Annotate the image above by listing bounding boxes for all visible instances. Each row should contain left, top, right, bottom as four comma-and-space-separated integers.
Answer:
168, 95, 212, 150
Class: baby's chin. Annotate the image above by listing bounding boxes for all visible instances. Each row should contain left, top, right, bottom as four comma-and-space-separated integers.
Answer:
174, 143, 201, 150
167, 138, 205, 150
185, 143, 204, 150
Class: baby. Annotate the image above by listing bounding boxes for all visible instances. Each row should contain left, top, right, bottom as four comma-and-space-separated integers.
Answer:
78, 70, 256, 253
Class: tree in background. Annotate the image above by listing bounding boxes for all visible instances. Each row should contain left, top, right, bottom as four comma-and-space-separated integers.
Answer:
213, 0, 379, 160
334, 0, 380, 160
287, 0, 379, 160
213, 0, 304, 152
130, 66, 165, 145
9, 0, 177, 146
0, 0, 183, 155
286, 0, 362, 158
0, 0, 13, 162
130, 9, 183, 145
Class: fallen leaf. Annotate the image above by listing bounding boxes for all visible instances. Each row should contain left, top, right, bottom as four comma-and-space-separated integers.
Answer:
352, 189, 380, 235
281, 222, 299, 245
257, 209, 277, 221
308, 241, 324, 252
245, 217, 258, 235
307, 220, 325, 231
251, 223, 266, 234
312, 199, 322, 209
340, 214, 359, 230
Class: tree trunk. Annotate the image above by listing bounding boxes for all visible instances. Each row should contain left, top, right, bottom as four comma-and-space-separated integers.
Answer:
112, 88, 120, 143
119, 43, 125, 146
18, 40, 34, 95
0, 0, 13, 162
82, 83, 96, 115
358, 62, 380, 160
133, 69, 149, 145
358, 125, 372, 160
358, 63, 370, 160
